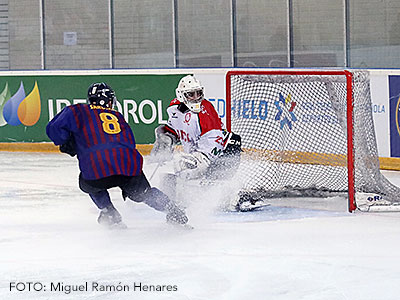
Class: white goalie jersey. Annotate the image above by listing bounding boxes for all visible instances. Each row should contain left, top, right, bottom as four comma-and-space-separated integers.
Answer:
165, 98, 225, 161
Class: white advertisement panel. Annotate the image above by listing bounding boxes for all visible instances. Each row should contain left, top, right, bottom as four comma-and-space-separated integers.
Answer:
195, 69, 397, 159
194, 72, 227, 127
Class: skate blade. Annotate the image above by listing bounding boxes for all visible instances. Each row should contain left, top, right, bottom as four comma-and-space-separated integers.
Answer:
110, 222, 128, 230
167, 222, 194, 230
99, 221, 128, 230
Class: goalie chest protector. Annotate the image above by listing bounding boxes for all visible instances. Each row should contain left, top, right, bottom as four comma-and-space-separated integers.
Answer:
166, 99, 224, 156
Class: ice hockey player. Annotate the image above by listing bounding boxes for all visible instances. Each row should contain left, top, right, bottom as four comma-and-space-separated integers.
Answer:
46, 82, 189, 229
149, 75, 244, 209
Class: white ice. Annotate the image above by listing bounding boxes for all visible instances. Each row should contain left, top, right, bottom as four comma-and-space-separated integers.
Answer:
1, 152, 400, 300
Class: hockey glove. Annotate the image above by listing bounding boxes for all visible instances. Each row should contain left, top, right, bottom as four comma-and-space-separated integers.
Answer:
223, 131, 242, 156
174, 151, 211, 180
59, 137, 77, 157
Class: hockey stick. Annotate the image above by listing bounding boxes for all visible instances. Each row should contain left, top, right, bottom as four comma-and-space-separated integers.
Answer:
149, 161, 162, 181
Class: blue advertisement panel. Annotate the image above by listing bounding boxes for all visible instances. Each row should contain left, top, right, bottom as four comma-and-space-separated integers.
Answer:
389, 75, 400, 157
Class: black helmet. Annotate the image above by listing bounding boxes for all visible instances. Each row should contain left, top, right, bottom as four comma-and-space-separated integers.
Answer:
87, 82, 116, 108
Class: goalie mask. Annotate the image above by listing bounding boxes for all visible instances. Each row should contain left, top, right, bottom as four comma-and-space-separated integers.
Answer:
87, 82, 116, 109
176, 75, 204, 113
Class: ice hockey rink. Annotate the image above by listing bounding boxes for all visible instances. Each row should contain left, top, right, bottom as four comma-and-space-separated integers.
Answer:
1, 151, 400, 300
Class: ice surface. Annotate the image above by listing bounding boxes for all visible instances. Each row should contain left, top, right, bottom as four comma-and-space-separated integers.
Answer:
1, 152, 400, 300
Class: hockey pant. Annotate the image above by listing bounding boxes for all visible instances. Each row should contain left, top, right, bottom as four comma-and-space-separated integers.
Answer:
79, 173, 172, 212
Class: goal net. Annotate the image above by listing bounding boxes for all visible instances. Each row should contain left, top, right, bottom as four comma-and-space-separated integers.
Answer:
226, 70, 400, 212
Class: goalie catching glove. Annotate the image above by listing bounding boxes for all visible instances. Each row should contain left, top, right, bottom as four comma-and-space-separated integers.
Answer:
148, 125, 178, 163
174, 151, 211, 180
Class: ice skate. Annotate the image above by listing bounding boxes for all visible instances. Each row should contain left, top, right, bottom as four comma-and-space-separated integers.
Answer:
165, 202, 192, 229
235, 193, 270, 212
97, 205, 127, 229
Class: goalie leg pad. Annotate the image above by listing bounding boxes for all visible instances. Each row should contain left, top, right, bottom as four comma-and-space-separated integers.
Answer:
174, 152, 211, 180
160, 173, 178, 202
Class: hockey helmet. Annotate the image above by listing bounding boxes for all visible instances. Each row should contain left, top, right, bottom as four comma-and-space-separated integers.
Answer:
87, 82, 116, 108
175, 75, 204, 113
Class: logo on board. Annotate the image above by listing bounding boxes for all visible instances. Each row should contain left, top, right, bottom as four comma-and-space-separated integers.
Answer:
388, 75, 400, 157
0, 82, 41, 127
274, 93, 297, 130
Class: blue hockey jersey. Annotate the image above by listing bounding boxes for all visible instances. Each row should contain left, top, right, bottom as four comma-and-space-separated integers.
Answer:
46, 104, 143, 180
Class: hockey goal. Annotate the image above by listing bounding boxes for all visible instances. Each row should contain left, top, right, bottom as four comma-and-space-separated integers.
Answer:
226, 70, 400, 212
